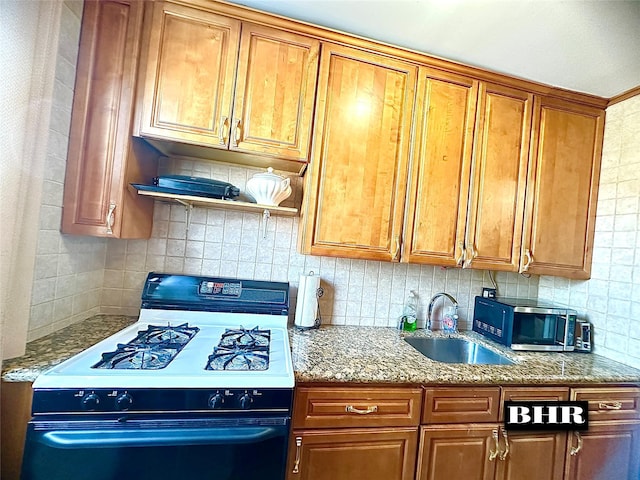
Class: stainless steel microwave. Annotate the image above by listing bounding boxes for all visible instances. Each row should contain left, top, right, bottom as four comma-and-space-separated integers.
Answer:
472, 297, 577, 352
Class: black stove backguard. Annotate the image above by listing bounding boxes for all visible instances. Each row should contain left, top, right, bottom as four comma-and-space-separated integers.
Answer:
140, 273, 289, 315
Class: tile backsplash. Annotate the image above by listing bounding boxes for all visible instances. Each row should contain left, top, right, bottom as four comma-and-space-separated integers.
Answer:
28, 0, 105, 342
101, 157, 538, 330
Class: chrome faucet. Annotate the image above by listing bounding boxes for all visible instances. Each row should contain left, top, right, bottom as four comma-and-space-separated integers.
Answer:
427, 293, 458, 331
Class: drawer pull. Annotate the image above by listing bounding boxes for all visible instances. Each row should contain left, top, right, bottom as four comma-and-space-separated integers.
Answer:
598, 401, 623, 410
345, 405, 378, 415
570, 431, 583, 456
292, 436, 302, 474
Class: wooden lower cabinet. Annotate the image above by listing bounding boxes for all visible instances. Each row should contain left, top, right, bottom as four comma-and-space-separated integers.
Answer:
495, 430, 567, 480
417, 425, 497, 480
1, 381, 33, 480
564, 421, 640, 480
417, 425, 566, 480
287, 428, 418, 480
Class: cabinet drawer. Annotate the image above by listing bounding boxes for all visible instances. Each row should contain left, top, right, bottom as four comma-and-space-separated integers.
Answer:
423, 387, 500, 424
571, 387, 640, 421
293, 387, 422, 428
500, 386, 569, 421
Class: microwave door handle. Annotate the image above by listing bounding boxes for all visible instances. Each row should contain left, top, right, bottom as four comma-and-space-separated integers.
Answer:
39, 425, 286, 449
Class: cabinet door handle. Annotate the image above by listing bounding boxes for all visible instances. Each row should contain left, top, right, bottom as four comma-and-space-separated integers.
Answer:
345, 405, 378, 415
521, 248, 533, 272
487, 428, 500, 461
231, 118, 241, 147
570, 431, 583, 456
219, 115, 229, 145
106, 202, 116, 235
598, 401, 622, 410
392, 236, 400, 261
463, 244, 477, 268
499, 428, 510, 460
455, 241, 465, 266
292, 436, 302, 474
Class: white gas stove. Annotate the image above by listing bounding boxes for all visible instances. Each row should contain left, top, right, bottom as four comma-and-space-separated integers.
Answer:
30, 273, 294, 414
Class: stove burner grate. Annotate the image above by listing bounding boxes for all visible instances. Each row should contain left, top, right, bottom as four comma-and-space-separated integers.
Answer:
93, 323, 199, 370
206, 326, 271, 371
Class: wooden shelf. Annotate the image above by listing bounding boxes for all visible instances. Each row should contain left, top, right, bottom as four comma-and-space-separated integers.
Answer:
134, 188, 298, 216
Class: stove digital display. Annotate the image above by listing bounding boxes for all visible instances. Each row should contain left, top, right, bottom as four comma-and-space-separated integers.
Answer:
199, 281, 242, 297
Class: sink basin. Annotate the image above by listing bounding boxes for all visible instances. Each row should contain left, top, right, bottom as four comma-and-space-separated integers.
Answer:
404, 337, 515, 365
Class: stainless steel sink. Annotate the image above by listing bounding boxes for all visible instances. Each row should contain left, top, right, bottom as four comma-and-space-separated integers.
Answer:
404, 337, 515, 365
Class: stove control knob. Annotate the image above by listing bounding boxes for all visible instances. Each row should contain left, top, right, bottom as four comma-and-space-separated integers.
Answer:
208, 393, 224, 409
238, 393, 252, 410
115, 393, 133, 411
81, 392, 100, 411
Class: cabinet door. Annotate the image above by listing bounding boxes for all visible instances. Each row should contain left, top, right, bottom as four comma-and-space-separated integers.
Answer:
564, 421, 640, 480
62, 0, 156, 238
288, 428, 418, 480
521, 96, 604, 279
496, 430, 567, 480
231, 23, 319, 162
299, 43, 417, 261
139, 2, 240, 146
464, 83, 532, 271
417, 425, 497, 480
404, 68, 478, 266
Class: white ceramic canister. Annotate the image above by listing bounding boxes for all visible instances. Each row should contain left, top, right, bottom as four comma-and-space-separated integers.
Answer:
245, 167, 292, 206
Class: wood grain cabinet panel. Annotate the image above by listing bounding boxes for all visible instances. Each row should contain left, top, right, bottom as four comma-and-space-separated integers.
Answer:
299, 43, 417, 261
62, 0, 157, 238
564, 421, 640, 480
287, 428, 418, 480
404, 72, 532, 271
495, 430, 567, 480
463, 83, 532, 271
571, 387, 640, 421
499, 386, 569, 421
139, 2, 240, 145
422, 387, 501, 424
138, 2, 318, 166
417, 425, 497, 480
293, 387, 422, 428
404, 68, 478, 266
232, 23, 319, 161
520, 96, 605, 278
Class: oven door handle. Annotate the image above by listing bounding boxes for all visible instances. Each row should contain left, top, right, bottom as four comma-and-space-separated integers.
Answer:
39, 426, 286, 449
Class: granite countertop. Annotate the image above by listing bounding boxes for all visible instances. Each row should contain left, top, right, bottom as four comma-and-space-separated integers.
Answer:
1, 315, 137, 382
290, 325, 640, 385
3, 315, 640, 386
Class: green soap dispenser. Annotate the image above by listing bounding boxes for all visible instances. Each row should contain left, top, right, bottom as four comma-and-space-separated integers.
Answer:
401, 291, 418, 332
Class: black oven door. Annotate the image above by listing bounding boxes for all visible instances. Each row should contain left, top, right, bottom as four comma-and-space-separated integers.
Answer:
22, 415, 290, 480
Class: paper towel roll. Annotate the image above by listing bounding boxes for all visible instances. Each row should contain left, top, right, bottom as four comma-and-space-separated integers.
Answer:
295, 273, 321, 328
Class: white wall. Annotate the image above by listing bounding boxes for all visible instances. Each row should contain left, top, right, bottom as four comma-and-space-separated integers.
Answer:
539, 95, 640, 369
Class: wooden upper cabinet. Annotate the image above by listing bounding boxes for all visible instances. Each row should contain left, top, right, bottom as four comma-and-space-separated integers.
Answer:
139, 2, 240, 145
231, 24, 319, 160
62, 0, 157, 238
464, 83, 533, 271
521, 96, 605, 278
299, 43, 417, 261
138, 2, 319, 165
404, 71, 531, 272
404, 68, 478, 266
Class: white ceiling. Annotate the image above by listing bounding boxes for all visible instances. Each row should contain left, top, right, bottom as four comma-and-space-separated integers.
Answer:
228, 0, 640, 99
